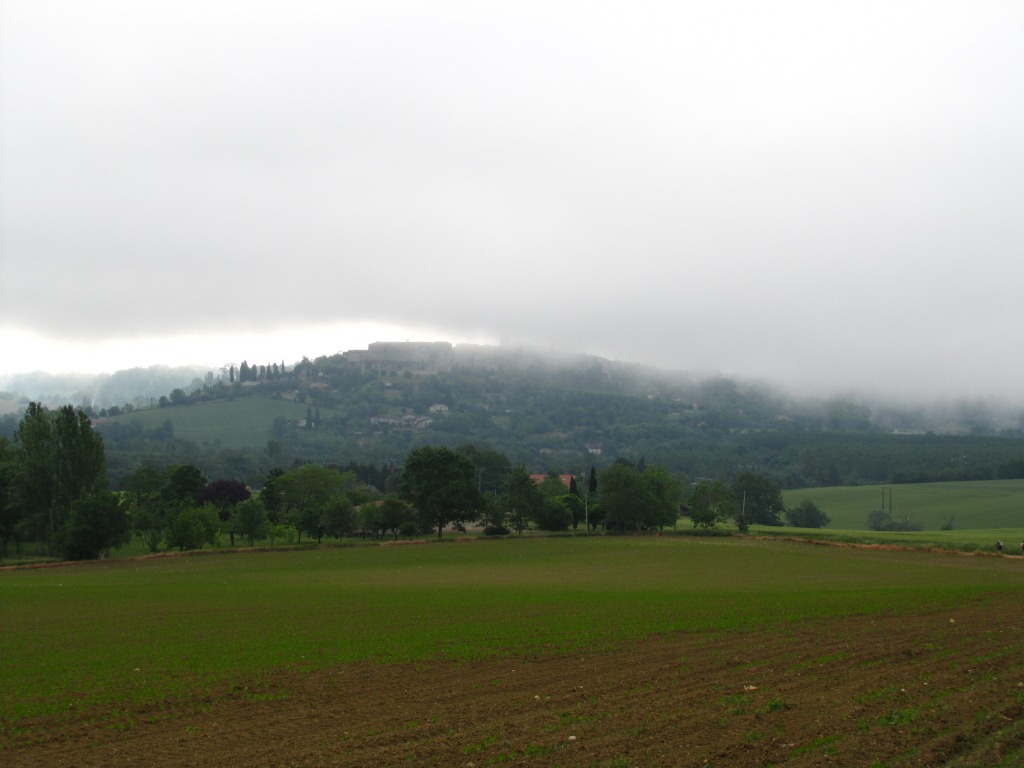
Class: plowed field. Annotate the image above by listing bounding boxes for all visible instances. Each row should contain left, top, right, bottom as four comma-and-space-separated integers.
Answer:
6, 593, 1022, 767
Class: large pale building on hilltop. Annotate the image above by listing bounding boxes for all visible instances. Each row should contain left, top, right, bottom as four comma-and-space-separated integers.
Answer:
344, 341, 453, 372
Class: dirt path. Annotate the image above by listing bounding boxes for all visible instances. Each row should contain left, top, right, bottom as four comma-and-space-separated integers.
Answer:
5, 594, 1023, 767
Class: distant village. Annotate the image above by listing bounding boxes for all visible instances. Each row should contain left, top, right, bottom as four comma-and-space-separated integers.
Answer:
340, 340, 501, 373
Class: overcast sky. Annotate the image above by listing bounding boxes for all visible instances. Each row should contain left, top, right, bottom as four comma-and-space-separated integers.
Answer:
1, 1, 1022, 401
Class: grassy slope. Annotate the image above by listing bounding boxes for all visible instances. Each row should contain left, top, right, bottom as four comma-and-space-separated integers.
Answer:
108, 397, 321, 448
782, 479, 1024, 531
2, 536, 1022, 722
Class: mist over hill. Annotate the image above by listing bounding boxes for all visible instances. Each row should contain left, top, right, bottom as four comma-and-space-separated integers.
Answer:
2, 342, 1023, 434
3, 342, 1024, 493
0, 366, 209, 409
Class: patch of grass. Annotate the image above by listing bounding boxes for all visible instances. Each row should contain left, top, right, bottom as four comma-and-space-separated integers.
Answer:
484, 744, 555, 764
106, 396, 322, 449
791, 734, 839, 757
718, 693, 754, 715
464, 735, 498, 753
878, 708, 920, 727
780, 479, 1024, 531
765, 698, 790, 713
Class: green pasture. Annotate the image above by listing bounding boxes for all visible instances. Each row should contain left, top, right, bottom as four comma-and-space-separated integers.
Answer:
108, 397, 324, 448
2, 536, 1022, 726
783, 479, 1024, 530
752, 524, 1024, 553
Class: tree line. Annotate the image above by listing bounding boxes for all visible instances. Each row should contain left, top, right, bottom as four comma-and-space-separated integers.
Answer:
1, 403, 832, 562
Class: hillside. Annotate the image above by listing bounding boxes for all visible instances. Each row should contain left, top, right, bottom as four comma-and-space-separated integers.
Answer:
0, 366, 208, 408
4, 343, 1024, 492
97, 397, 323, 450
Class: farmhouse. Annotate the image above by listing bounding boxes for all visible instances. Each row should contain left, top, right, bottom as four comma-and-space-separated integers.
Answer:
529, 473, 579, 495
369, 414, 433, 430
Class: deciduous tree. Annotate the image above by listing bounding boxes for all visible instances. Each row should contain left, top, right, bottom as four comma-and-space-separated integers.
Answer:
0, 437, 22, 554
598, 461, 683, 531
161, 464, 207, 506
166, 505, 219, 550
62, 492, 131, 560
322, 497, 354, 538
731, 471, 785, 526
400, 446, 481, 539
456, 443, 511, 495
555, 493, 586, 530
267, 464, 357, 541
688, 480, 735, 530
198, 479, 251, 521
231, 498, 269, 545
499, 464, 544, 534
533, 497, 572, 531
786, 499, 830, 528
379, 497, 415, 540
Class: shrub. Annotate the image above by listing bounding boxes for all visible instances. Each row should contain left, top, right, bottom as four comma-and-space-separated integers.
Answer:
785, 500, 830, 529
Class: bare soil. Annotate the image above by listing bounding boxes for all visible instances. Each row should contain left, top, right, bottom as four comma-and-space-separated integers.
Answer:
5, 594, 1023, 767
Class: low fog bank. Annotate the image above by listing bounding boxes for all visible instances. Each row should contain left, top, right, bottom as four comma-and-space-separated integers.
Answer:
0, 367, 209, 411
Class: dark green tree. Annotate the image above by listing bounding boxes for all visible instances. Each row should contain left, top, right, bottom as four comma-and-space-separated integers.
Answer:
597, 461, 648, 530
166, 505, 219, 550
62, 492, 131, 560
259, 468, 286, 520
0, 437, 22, 554
642, 466, 686, 528
400, 446, 481, 539
231, 498, 269, 545
161, 464, 207, 506
555, 493, 586, 530
597, 461, 682, 531
475, 494, 507, 534
269, 465, 356, 542
357, 501, 383, 539
688, 480, 735, 530
786, 500, 831, 528
500, 464, 544, 534
198, 479, 251, 521
120, 466, 165, 496
379, 497, 415, 540
534, 497, 572, 531
121, 465, 170, 552
131, 500, 171, 553
13, 403, 107, 554
456, 443, 512, 496
731, 471, 785, 526
322, 497, 355, 538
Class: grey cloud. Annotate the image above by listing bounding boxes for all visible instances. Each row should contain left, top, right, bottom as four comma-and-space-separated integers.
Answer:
1, 1, 1022, 400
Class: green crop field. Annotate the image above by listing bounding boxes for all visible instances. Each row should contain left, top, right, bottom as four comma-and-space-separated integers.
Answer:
782, 478, 1024, 531
107, 397, 328, 448
3, 536, 1022, 726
